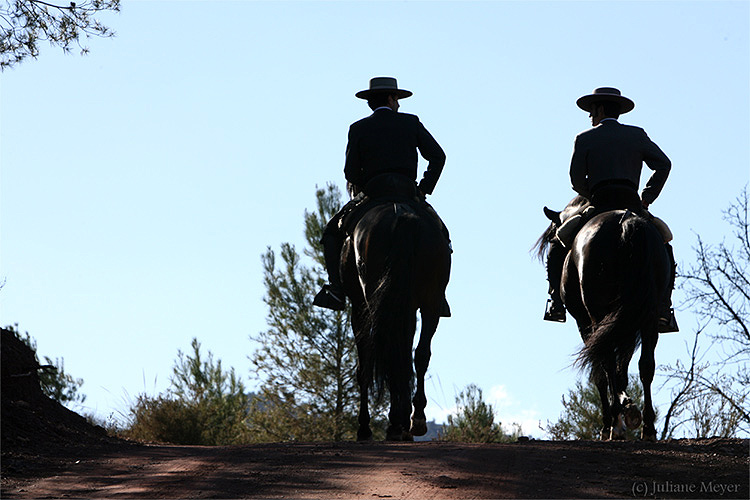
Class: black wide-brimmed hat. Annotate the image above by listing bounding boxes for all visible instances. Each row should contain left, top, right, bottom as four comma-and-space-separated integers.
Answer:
576, 87, 635, 114
355, 77, 413, 100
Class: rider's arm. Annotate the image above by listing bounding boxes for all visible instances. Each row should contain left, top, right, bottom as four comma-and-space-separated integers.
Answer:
639, 130, 671, 206
344, 126, 363, 188
569, 135, 591, 198
415, 119, 446, 195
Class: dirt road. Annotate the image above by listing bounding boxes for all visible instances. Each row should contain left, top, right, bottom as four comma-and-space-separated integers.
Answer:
1, 332, 748, 499
2, 438, 748, 499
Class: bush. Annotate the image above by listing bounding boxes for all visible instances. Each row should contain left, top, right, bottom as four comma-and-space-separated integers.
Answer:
122, 338, 252, 445
440, 384, 521, 443
124, 395, 205, 444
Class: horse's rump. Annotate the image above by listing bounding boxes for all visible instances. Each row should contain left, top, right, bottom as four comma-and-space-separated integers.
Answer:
568, 210, 669, 370
347, 200, 450, 397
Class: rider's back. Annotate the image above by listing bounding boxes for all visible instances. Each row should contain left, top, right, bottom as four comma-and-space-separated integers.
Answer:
571, 121, 671, 203
345, 109, 445, 194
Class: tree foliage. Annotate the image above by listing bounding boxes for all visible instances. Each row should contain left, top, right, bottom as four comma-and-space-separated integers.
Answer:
124, 338, 251, 445
659, 187, 750, 438
1, 0, 120, 70
8, 323, 86, 406
248, 183, 384, 441
440, 384, 521, 443
544, 374, 647, 440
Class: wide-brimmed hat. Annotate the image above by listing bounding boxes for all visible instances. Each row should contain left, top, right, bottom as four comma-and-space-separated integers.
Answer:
576, 87, 635, 114
355, 77, 413, 100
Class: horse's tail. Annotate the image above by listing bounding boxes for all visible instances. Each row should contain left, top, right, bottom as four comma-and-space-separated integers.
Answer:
368, 212, 418, 400
577, 214, 658, 371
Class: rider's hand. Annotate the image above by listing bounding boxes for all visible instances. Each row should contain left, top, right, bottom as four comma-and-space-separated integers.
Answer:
641, 199, 650, 210
417, 188, 426, 201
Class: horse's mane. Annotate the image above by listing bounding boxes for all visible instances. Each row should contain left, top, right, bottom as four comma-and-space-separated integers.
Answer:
532, 195, 589, 261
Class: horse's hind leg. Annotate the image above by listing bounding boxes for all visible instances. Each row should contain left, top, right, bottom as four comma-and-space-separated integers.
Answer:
352, 305, 373, 441
603, 355, 629, 440
639, 329, 658, 441
615, 350, 642, 433
356, 352, 373, 441
386, 382, 413, 441
590, 365, 613, 440
410, 310, 439, 437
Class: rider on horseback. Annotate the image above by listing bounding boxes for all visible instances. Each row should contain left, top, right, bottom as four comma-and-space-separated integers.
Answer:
544, 87, 679, 333
314, 77, 448, 311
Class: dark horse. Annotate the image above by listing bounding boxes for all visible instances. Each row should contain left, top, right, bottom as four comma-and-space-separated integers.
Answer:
341, 200, 451, 441
537, 196, 670, 441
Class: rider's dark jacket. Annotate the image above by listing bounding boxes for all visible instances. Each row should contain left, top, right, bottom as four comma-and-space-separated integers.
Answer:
569, 119, 671, 206
344, 108, 446, 195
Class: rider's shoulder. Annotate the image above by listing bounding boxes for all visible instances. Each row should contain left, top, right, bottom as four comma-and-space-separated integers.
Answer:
397, 112, 420, 121
618, 123, 647, 133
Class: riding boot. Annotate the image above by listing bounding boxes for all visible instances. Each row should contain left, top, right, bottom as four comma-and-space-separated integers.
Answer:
313, 232, 346, 311
422, 201, 453, 253
658, 243, 679, 333
544, 240, 567, 322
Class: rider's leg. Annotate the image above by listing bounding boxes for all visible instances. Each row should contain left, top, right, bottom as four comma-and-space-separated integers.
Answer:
544, 239, 567, 322
658, 242, 679, 332
422, 200, 452, 250
313, 223, 346, 311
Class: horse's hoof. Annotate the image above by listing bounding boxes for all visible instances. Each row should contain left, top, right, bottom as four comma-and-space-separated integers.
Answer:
386, 428, 403, 441
386, 428, 414, 442
624, 404, 642, 429
357, 430, 373, 442
410, 418, 428, 437
610, 431, 626, 441
611, 416, 627, 440
641, 428, 657, 442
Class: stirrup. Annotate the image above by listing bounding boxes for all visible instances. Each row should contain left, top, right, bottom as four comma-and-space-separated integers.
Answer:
313, 285, 346, 311
658, 308, 679, 333
544, 298, 566, 323
441, 297, 451, 318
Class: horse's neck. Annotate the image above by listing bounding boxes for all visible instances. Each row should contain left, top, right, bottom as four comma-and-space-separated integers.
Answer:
560, 200, 591, 224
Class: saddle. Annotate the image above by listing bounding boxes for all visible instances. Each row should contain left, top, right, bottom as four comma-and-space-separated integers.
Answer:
338, 194, 422, 237
555, 205, 672, 249
338, 173, 446, 240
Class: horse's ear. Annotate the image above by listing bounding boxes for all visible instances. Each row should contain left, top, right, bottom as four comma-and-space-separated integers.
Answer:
543, 206, 562, 225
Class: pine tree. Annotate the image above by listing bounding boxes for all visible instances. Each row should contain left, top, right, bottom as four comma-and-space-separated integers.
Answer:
7, 324, 86, 406
440, 384, 521, 443
248, 183, 384, 441
544, 374, 647, 440
125, 338, 251, 445
1, 0, 120, 69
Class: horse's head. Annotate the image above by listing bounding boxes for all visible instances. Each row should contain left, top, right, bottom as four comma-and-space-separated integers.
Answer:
545, 195, 590, 226
534, 195, 590, 260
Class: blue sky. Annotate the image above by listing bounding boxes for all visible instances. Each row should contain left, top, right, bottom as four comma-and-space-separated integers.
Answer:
1, 1, 748, 437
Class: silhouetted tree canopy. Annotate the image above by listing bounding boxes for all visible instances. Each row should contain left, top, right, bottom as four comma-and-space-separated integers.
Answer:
1, 0, 120, 69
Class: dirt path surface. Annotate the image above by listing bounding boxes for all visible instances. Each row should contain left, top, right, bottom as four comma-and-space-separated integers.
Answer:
2, 331, 748, 498
2, 439, 748, 499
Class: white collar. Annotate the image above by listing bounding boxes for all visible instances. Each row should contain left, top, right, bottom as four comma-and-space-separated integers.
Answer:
373, 106, 393, 112
600, 118, 619, 123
